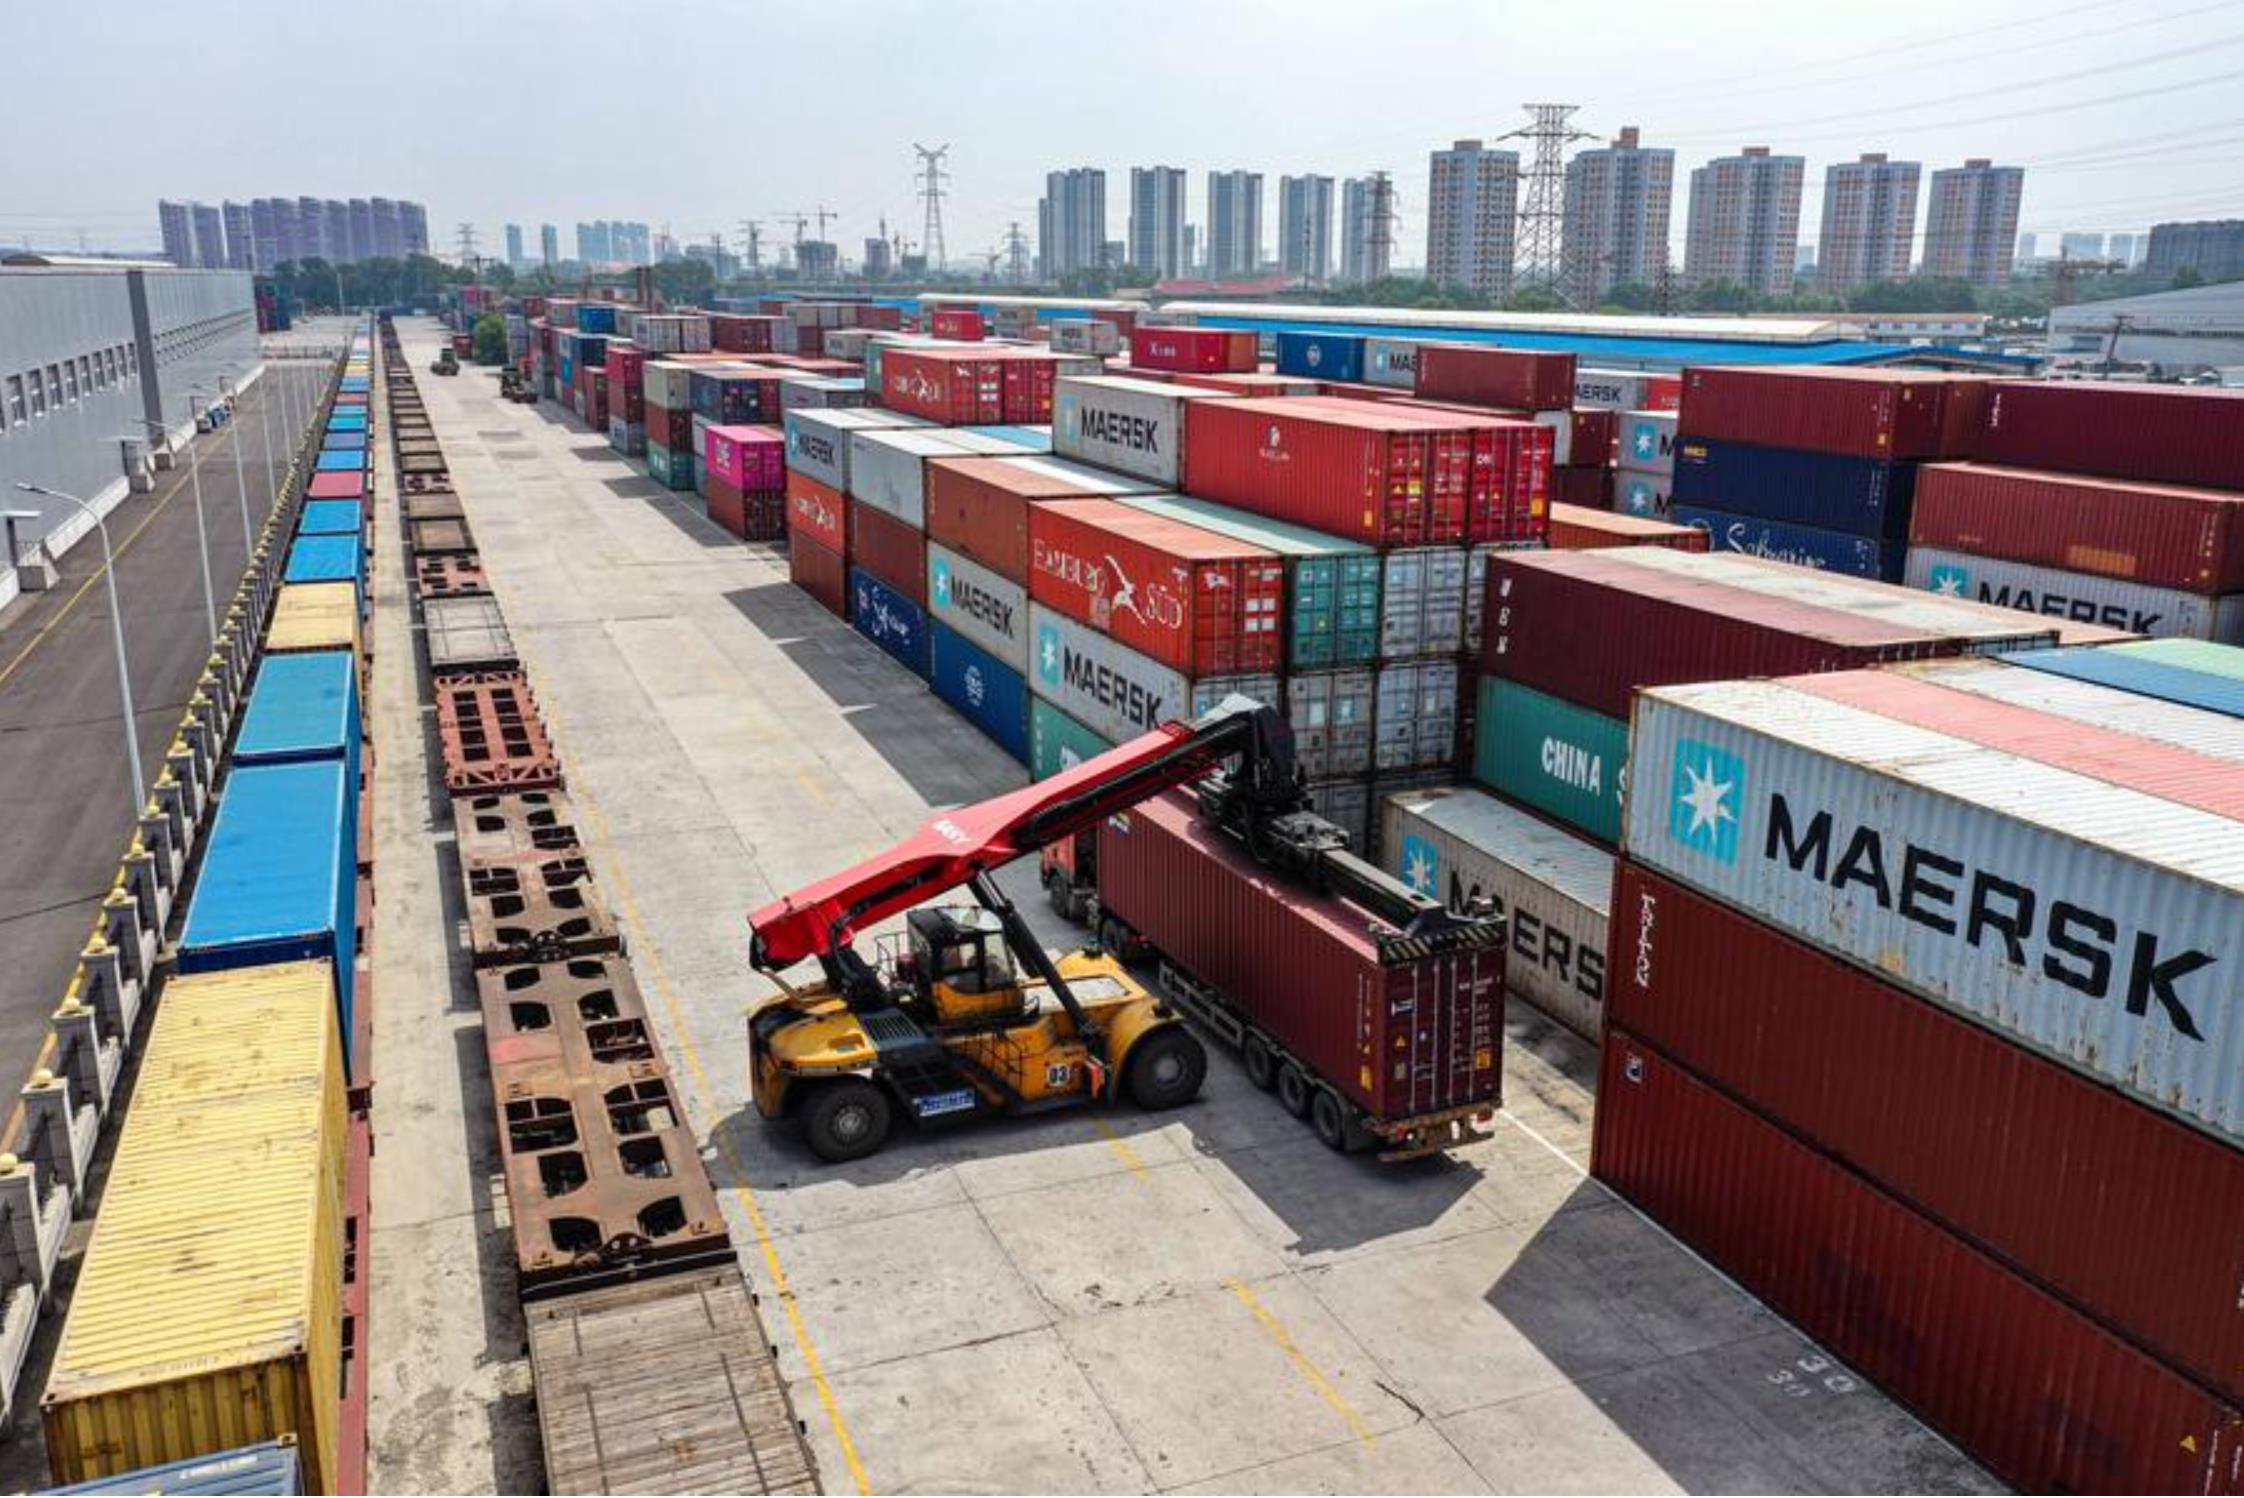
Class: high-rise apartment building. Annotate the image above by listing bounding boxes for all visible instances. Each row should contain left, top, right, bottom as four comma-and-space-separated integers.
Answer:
2059, 231, 2105, 261
505, 224, 525, 270
863, 236, 893, 278
1426, 141, 1519, 298
1562, 126, 1674, 303
1277, 174, 1334, 284
1128, 167, 1187, 279
2145, 219, 2244, 281
399, 202, 430, 258
1037, 167, 1107, 278
2105, 232, 2137, 267
1817, 153, 1919, 289
210, 194, 414, 268
157, 201, 196, 267
540, 223, 559, 268
221, 202, 253, 270
1339, 174, 1393, 283
347, 199, 375, 264
1683, 145, 1805, 295
1922, 159, 2024, 285
2017, 232, 2039, 262
1206, 171, 1265, 279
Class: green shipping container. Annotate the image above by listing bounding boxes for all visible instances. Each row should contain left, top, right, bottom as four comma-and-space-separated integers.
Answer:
1471, 676, 1628, 845
646, 441, 694, 492
1119, 493, 1380, 669
1030, 695, 1114, 780
2109, 638, 2244, 682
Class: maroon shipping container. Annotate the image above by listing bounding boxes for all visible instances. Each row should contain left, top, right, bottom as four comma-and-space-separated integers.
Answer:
1910, 461, 2244, 593
925, 457, 1155, 582
1129, 327, 1260, 374
846, 498, 926, 605
1545, 503, 1707, 552
710, 314, 781, 354
707, 476, 786, 542
1027, 499, 1284, 676
1975, 382, 2244, 491
1182, 396, 1464, 546
1550, 464, 1612, 509
790, 535, 848, 618
1570, 408, 1616, 466
648, 405, 694, 452
929, 307, 985, 341
1613, 859, 2244, 1406
1165, 370, 1319, 398
856, 305, 903, 333
1478, 550, 1975, 720
1098, 791, 1504, 1136
1677, 366, 1985, 459
1593, 1032, 2244, 1496
788, 473, 847, 555
1413, 344, 1577, 411
881, 348, 1054, 425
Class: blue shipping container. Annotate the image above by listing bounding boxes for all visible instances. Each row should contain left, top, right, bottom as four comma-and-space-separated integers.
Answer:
321, 430, 367, 452
45, 1439, 304, 1496
2011, 645, 2244, 721
1274, 331, 1366, 384
1670, 505, 1906, 581
1670, 437, 1918, 540
324, 412, 366, 431
298, 499, 364, 536
851, 567, 931, 677
962, 424, 1052, 454
284, 534, 363, 591
314, 450, 365, 473
339, 377, 369, 392
577, 304, 617, 335
930, 623, 1030, 763
235, 651, 360, 768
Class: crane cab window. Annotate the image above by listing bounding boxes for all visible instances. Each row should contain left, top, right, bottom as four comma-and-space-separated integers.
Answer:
907, 907, 1017, 999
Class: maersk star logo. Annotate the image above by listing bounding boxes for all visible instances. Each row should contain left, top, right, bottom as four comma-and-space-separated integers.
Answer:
1669, 739, 1745, 864
1400, 834, 1440, 897
1036, 623, 1062, 686
1632, 423, 1660, 461
1929, 563, 1971, 597
933, 558, 952, 607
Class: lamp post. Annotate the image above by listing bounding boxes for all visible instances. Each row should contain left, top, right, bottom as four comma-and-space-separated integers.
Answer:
206, 380, 255, 552
11, 486, 145, 815
243, 363, 277, 514
121, 415, 215, 642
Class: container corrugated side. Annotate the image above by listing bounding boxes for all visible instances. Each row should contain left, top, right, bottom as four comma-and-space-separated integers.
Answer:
1028, 695, 1113, 780
927, 453, 1163, 583
1904, 546, 2244, 643
1670, 437, 1919, 540
43, 962, 343, 1495
930, 624, 1030, 763
44, 1439, 303, 1495
850, 567, 930, 677
1672, 506, 1905, 581
1677, 366, 1982, 460
848, 500, 927, 605
1897, 655, 2244, 763
783, 406, 925, 494
297, 501, 362, 537
1592, 1033, 2244, 1497
1052, 375, 1232, 488
927, 541, 1030, 671
1384, 786, 1609, 1038
849, 429, 1022, 529
1545, 504, 1706, 553
1909, 461, 2244, 594
1372, 659, 1458, 771
1286, 668, 1374, 778
790, 535, 848, 619
1470, 676, 1628, 846
2011, 642, 2244, 720
1975, 381, 2244, 490
1377, 547, 1467, 661
235, 652, 359, 767
266, 583, 360, 656
1626, 677, 2244, 1149
1412, 344, 1575, 411
1027, 499, 1284, 676
177, 761, 353, 988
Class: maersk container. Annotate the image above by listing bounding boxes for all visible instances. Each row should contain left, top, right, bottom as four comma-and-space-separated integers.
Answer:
1546, 504, 1706, 553
1362, 337, 1420, 389
1273, 332, 1366, 384
1028, 499, 1284, 677
849, 567, 930, 677
1898, 654, 2244, 763
927, 541, 1029, 671
849, 429, 1023, 530
297, 500, 363, 537
1677, 366, 1984, 459
1615, 411, 1676, 477
1028, 695, 1113, 780
1909, 461, 2244, 595
236, 652, 359, 771
1098, 790, 1505, 1133
927, 454, 1161, 582
1974, 380, 2244, 490
1118, 493, 1381, 670
1052, 375, 1234, 489
963, 423, 1052, 454
1573, 367, 1681, 412
1613, 466, 1671, 518
784, 406, 926, 494
1286, 668, 1374, 778
1471, 676, 1628, 846
1377, 547, 1466, 660
1592, 1033, 2244, 1497
1372, 659, 1458, 771
1671, 437, 1919, 540
1382, 786, 1610, 1039
2011, 640, 2244, 720
1672, 506, 1905, 580
46, 1440, 304, 1495
930, 623, 1029, 763
1905, 546, 2244, 642
1413, 345, 1575, 412
1626, 677, 2244, 1149
848, 500, 927, 606
1026, 604, 1269, 746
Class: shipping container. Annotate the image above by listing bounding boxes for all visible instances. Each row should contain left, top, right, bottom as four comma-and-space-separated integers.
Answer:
1028, 694, 1113, 779
790, 534, 848, 619
849, 567, 930, 677
926, 541, 1030, 671
1413, 344, 1575, 412
1171, 370, 1320, 398
1672, 437, 1920, 540
236, 652, 359, 770
963, 423, 1053, 454
1273, 331, 1366, 384
1910, 461, 2244, 595
1372, 659, 1459, 771
644, 440, 691, 492
930, 623, 1030, 762
1052, 375, 1234, 489
43, 962, 344, 1494
1905, 546, 2244, 641
925, 453, 1161, 581
1470, 677, 1627, 845
1615, 411, 1676, 477
777, 375, 869, 413
847, 499, 927, 605
1572, 366, 1682, 412
1181, 397, 1466, 546
1129, 327, 1258, 374
1286, 667, 1374, 779
783, 405, 926, 494
45, 1440, 303, 1496
930, 307, 985, 341
1546, 503, 1707, 552
1626, 677, 2244, 1148
633, 314, 712, 355
1302, 775, 1373, 852
1377, 547, 1467, 661
297, 500, 362, 537
267, 582, 360, 657
643, 360, 697, 411
1048, 318, 1123, 357
1898, 653, 2244, 761
1673, 506, 1905, 580
882, 347, 1061, 424
849, 428, 1023, 529
1383, 786, 1610, 1038
1613, 466, 1671, 518
705, 424, 787, 494
1593, 1033, 2244, 1497
707, 477, 786, 541
1098, 791, 1504, 1138
2011, 640, 2244, 719
1027, 603, 1258, 744
1677, 366, 1984, 459
1027, 499, 1283, 676
1362, 337, 1420, 389
1975, 381, 2244, 490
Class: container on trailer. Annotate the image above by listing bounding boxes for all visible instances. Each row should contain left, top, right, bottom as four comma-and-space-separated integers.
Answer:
848, 499, 927, 605
1383, 786, 1610, 1039
791, 534, 848, 619
1673, 506, 1905, 580
849, 428, 1023, 529
45, 1440, 304, 1496
784, 405, 927, 493
1573, 366, 1683, 412
1027, 499, 1283, 677
1591, 1033, 2244, 1498
850, 566, 929, 677
1128, 327, 1258, 374
1678, 366, 1983, 459
320, 431, 366, 453
297, 500, 363, 537
267, 582, 360, 656
1028, 695, 1114, 779
1274, 332, 1366, 384
236, 652, 359, 770
1286, 667, 1375, 778
1905, 546, 2244, 641
1372, 658, 1459, 771
41, 962, 344, 1495
926, 541, 1030, 671
1097, 791, 1504, 1132
1974, 381, 2244, 490
1472, 667, 1626, 839
1671, 437, 1919, 539
1052, 375, 1234, 488
1910, 461, 2244, 594
1362, 337, 1420, 388
1378, 547, 1467, 660
1547, 503, 1706, 552
1413, 344, 1575, 411
930, 623, 1030, 762
926, 454, 1155, 580
2011, 639, 2244, 719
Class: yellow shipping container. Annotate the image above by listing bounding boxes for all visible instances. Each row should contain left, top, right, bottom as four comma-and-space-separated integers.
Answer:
266, 582, 360, 657
42, 961, 346, 1495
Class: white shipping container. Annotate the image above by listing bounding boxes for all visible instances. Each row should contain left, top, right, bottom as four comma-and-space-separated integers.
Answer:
823, 328, 874, 362
1028, 606, 1270, 743
1533, 409, 1573, 467
643, 360, 696, 411
1617, 410, 1677, 477
850, 429, 1025, 528
1574, 367, 1658, 410
1627, 677, 2244, 1148
1052, 376, 1232, 488
1615, 465, 1673, 517
1363, 337, 1422, 388
634, 315, 713, 354
780, 376, 868, 413
927, 542, 1030, 671
1904, 547, 2244, 643
1382, 786, 1612, 1039
1373, 659, 1459, 771
1895, 658, 2244, 764
1050, 319, 1123, 356
783, 408, 928, 496
1379, 547, 1467, 659
1286, 668, 1375, 778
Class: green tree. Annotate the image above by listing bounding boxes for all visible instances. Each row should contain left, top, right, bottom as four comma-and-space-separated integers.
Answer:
473, 312, 509, 366
1847, 277, 1979, 313
1504, 283, 1567, 312
1684, 279, 1755, 313
651, 257, 715, 306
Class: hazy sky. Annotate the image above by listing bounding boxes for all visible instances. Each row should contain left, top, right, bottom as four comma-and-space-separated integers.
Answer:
7, 0, 2240, 267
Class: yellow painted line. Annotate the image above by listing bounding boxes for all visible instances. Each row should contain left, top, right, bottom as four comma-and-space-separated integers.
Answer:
1224, 1277, 1378, 1447
1091, 1116, 1151, 1182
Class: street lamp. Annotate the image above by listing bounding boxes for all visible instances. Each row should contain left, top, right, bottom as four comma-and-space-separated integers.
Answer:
237, 364, 278, 516
202, 380, 254, 551
11, 486, 145, 816
119, 415, 215, 643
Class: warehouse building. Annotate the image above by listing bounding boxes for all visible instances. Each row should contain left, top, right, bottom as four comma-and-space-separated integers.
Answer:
2047, 279, 2244, 374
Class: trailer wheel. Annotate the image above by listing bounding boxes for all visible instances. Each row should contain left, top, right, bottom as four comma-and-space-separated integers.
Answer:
1310, 1089, 1351, 1152
1275, 1062, 1312, 1118
1241, 1034, 1278, 1091
801, 1079, 892, 1163
1098, 914, 1131, 960
1044, 868, 1078, 921
1125, 1027, 1207, 1110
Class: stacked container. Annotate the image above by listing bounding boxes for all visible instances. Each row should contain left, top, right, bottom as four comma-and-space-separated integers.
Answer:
783, 407, 928, 618
703, 425, 787, 541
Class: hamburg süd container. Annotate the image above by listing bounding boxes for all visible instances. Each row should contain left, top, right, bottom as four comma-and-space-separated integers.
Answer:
1592, 1031, 2244, 1497
1052, 375, 1235, 489
1672, 438, 1916, 541
1625, 676, 2244, 1149
1027, 499, 1283, 677
1673, 506, 1905, 580
789, 474, 847, 554
1546, 503, 1708, 553
1471, 676, 1629, 846
1909, 461, 2244, 595
1412, 344, 1575, 412
1905, 546, 2244, 642
1097, 790, 1505, 1137
930, 623, 1030, 763
848, 428, 1024, 530
1383, 786, 1611, 1039
790, 534, 848, 619
847, 499, 928, 605
1676, 366, 1984, 460
1028, 694, 1113, 780
850, 566, 930, 677
926, 453, 1163, 582
1128, 326, 1259, 374
927, 541, 1030, 671
1973, 380, 2244, 491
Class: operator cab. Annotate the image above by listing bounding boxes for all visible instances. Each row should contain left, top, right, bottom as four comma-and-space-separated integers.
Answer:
901, 906, 1027, 1028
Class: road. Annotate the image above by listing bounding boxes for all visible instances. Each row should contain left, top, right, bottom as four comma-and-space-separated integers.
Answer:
0, 348, 334, 1117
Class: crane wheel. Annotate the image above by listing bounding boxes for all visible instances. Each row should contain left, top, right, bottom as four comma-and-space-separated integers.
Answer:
1126, 1027, 1207, 1110
802, 1079, 893, 1163
1275, 1062, 1313, 1118
1310, 1089, 1351, 1151
1242, 1034, 1278, 1091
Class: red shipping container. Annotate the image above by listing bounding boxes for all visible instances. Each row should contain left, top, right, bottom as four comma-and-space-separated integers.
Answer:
1249, 395, 1549, 545
998, 356, 1057, 424
1129, 327, 1260, 374
1975, 382, 2244, 491
1570, 408, 1616, 466
1027, 499, 1284, 676
1413, 344, 1577, 411
705, 424, 786, 493
648, 405, 694, 452
856, 305, 903, 333
1677, 366, 1986, 459
1182, 396, 1461, 546
847, 498, 926, 605
1545, 503, 1706, 552
1593, 1032, 2244, 1496
790, 535, 848, 618
788, 473, 847, 555
1098, 791, 1504, 1133
308, 472, 364, 501
1910, 461, 2244, 594
1613, 857, 2244, 1405
930, 307, 985, 341
707, 476, 786, 542
1478, 550, 1969, 719
881, 348, 1006, 425
1167, 371, 1318, 398
1090, 307, 1136, 337
925, 457, 1151, 581
709, 314, 778, 354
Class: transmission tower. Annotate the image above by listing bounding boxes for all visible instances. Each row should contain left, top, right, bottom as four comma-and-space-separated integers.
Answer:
1003, 221, 1031, 284
1365, 172, 1395, 282
914, 142, 951, 272
454, 221, 480, 270
1499, 104, 1595, 293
